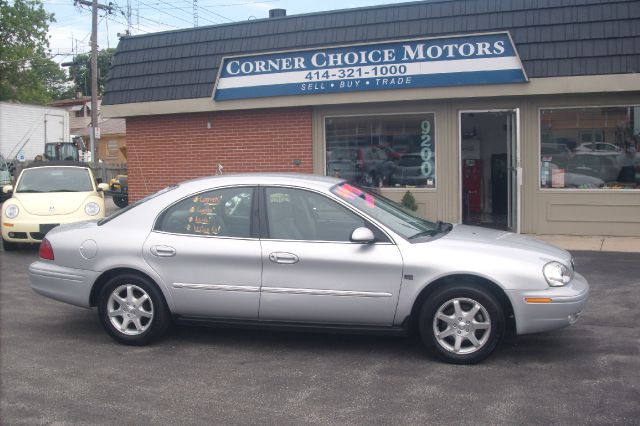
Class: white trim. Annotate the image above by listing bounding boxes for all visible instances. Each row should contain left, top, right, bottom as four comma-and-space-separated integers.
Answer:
103, 74, 640, 118
537, 104, 640, 192
457, 109, 521, 231
217, 57, 524, 89
515, 107, 522, 234
260, 286, 393, 298
173, 283, 260, 292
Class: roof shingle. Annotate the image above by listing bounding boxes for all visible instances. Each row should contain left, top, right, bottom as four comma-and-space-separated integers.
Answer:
103, 0, 640, 105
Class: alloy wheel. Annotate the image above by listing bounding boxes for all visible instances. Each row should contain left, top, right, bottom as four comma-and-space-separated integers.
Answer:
107, 284, 154, 336
432, 297, 491, 355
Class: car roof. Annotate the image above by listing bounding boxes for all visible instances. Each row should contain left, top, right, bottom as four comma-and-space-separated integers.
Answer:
177, 173, 345, 192
24, 160, 90, 169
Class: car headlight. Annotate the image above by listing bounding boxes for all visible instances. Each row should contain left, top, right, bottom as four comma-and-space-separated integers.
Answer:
5, 204, 19, 219
85, 202, 100, 216
543, 261, 573, 287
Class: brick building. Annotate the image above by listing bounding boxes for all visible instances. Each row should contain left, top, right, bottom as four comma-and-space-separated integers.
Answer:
103, 0, 640, 236
50, 97, 127, 164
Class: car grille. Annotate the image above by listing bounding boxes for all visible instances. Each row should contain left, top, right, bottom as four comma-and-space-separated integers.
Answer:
30, 232, 45, 241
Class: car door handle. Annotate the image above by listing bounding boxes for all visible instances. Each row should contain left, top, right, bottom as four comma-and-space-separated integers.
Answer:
268, 252, 299, 264
150, 245, 176, 257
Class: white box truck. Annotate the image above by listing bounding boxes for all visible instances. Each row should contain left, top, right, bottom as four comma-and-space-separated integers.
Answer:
0, 102, 71, 164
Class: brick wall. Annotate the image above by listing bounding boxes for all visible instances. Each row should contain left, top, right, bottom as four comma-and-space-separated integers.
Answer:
126, 107, 313, 201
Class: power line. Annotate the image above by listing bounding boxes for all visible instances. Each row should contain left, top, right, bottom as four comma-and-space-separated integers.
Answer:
153, 0, 219, 25
109, 2, 178, 34
182, 0, 233, 22
107, 13, 170, 33
136, 0, 278, 5
137, 0, 196, 27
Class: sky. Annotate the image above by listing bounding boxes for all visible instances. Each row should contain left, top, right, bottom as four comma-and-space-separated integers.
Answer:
43, 0, 415, 63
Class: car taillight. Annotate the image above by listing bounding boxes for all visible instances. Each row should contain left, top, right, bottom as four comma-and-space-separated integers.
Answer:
39, 238, 54, 260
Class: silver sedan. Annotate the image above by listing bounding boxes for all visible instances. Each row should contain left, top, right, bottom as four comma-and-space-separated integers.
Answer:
28, 174, 589, 364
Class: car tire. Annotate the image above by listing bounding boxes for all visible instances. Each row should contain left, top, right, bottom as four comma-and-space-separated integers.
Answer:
2, 238, 19, 251
97, 274, 170, 346
112, 195, 128, 208
418, 284, 505, 364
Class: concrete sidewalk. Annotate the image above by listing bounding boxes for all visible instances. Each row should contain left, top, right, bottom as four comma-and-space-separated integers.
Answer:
532, 235, 640, 252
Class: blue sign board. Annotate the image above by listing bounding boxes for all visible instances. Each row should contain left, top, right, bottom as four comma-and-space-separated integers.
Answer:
213, 32, 528, 101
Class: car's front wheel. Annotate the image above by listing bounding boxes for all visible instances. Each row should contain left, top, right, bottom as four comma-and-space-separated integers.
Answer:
2, 238, 19, 251
97, 274, 170, 345
418, 284, 505, 364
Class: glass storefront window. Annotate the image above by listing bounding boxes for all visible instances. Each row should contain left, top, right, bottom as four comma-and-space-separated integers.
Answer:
540, 106, 640, 190
325, 113, 435, 188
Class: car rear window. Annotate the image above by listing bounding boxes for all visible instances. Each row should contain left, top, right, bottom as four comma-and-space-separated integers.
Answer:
16, 167, 93, 193
99, 184, 178, 226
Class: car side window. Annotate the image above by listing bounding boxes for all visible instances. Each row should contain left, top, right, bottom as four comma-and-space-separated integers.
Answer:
155, 187, 254, 238
265, 187, 380, 242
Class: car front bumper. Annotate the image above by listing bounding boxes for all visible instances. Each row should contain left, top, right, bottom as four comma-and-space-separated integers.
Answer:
29, 261, 99, 308
509, 272, 589, 335
2, 216, 101, 243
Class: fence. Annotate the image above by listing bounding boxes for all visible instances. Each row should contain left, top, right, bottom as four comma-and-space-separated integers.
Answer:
92, 162, 127, 184
9, 161, 127, 185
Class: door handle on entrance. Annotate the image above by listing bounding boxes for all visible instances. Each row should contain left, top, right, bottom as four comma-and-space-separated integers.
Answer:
150, 245, 176, 257
269, 252, 299, 264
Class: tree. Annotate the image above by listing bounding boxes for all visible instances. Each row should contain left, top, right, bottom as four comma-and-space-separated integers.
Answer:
401, 190, 418, 211
0, 0, 70, 104
67, 48, 115, 97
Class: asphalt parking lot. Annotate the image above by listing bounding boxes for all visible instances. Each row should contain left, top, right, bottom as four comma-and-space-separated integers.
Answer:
1, 200, 639, 425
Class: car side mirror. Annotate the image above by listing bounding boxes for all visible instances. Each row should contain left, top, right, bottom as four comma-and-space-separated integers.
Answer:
2, 185, 13, 194
97, 183, 109, 192
350, 227, 375, 243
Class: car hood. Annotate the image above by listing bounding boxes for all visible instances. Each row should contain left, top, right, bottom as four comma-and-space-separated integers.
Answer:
13, 192, 95, 216
439, 224, 571, 263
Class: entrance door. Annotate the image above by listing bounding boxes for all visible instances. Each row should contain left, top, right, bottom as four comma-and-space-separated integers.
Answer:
460, 110, 519, 232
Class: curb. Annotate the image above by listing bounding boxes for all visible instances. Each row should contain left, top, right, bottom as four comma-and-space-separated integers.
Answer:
531, 235, 640, 253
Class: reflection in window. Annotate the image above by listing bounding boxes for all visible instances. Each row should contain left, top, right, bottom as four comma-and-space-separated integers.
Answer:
155, 187, 253, 237
325, 114, 435, 189
540, 106, 640, 189
266, 187, 365, 242
107, 140, 119, 158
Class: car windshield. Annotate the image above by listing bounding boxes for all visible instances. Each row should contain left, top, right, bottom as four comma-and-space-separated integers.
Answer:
98, 184, 178, 225
331, 182, 441, 239
16, 167, 93, 193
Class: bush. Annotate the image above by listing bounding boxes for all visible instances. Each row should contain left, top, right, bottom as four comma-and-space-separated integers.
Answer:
401, 190, 418, 211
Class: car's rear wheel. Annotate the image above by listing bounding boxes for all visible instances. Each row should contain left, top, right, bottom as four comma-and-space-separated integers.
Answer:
97, 274, 170, 345
2, 238, 19, 251
418, 284, 505, 364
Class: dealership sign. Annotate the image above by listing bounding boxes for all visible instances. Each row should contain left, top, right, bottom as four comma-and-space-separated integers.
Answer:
213, 32, 527, 101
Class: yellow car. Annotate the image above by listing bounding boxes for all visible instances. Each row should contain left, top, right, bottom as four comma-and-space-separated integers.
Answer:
1, 163, 109, 251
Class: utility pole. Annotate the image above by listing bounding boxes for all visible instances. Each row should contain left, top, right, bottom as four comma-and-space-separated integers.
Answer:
90, 0, 98, 166
126, 0, 132, 33
74, 0, 112, 165
193, 0, 198, 27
